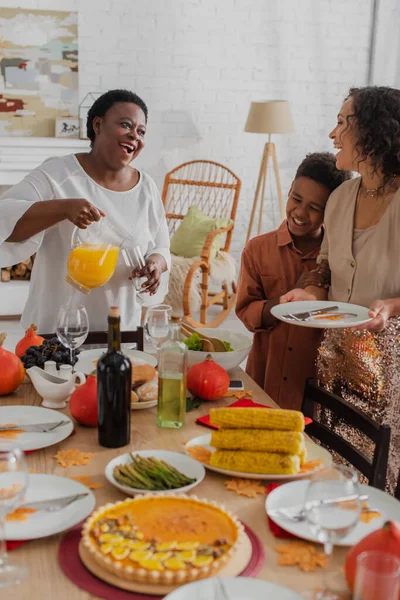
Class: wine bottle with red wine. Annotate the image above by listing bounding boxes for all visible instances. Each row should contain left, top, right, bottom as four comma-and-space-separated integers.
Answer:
97, 306, 132, 448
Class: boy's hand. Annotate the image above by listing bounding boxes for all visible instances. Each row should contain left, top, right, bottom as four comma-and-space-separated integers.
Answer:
280, 288, 318, 303
295, 271, 326, 289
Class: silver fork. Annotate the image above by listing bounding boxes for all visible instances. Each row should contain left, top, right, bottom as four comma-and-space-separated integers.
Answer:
214, 578, 230, 600
273, 493, 370, 522
20, 493, 89, 512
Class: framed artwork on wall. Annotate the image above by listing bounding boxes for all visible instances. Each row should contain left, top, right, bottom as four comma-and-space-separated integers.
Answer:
55, 118, 79, 138
0, 8, 78, 137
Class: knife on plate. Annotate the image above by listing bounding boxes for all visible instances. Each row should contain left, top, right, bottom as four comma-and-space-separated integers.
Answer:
20, 493, 89, 512
0, 421, 69, 433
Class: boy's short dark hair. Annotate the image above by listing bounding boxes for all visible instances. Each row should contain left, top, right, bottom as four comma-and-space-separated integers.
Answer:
86, 89, 148, 145
295, 152, 352, 193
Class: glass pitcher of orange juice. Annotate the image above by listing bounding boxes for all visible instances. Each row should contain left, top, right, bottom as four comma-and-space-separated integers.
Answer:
65, 218, 131, 294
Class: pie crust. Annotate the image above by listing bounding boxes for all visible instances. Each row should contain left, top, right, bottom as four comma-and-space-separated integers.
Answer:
81, 493, 242, 585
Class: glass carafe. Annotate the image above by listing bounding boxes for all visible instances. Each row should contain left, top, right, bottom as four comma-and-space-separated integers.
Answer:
65, 218, 131, 294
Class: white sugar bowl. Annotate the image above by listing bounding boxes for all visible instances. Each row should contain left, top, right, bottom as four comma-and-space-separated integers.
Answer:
27, 366, 86, 409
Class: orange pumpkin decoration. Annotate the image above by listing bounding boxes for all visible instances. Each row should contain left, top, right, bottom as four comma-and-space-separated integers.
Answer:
69, 374, 98, 427
186, 355, 230, 401
0, 333, 25, 395
345, 521, 400, 596
15, 323, 44, 358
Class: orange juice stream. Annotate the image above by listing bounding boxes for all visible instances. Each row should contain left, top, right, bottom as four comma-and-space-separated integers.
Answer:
67, 244, 119, 289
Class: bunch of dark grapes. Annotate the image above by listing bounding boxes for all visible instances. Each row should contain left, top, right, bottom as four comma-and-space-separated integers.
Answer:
20, 336, 81, 370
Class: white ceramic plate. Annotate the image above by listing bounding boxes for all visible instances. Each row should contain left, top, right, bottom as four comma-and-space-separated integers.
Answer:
131, 399, 158, 410
271, 301, 372, 329
184, 434, 332, 481
0, 406, 73, 452
164, 577, 303, 600
266, 480, 400, 546
105, 449, 206, 496
4, 474, 95, 541
76, 348, 157, 375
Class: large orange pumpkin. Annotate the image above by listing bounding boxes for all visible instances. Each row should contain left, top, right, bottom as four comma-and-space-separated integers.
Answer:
15, 323, 44, 358
186, 355, 230, 401
345, 521, 400, 596
0, 333, 25, 395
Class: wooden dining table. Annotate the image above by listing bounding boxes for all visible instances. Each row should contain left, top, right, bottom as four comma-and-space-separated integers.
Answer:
4, 366, 349, 600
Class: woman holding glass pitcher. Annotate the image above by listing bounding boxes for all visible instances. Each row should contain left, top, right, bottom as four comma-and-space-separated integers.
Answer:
0, 89, 170, 333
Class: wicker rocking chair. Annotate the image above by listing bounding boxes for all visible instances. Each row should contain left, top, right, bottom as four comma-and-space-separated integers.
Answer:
162, 160, 241, 328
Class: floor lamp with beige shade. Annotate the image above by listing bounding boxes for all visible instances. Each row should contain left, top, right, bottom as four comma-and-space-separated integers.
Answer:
245, 100, 295, 243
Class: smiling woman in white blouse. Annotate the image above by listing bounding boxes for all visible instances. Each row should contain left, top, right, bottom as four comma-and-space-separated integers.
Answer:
0, 89, 171, 333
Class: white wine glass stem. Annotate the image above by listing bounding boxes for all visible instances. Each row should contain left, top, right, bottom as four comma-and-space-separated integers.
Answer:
0, 514, 7, 570
321, 540, 333, 594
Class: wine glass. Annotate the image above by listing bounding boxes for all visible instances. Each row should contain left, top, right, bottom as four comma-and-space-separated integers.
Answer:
146, 304, 172, 351
303, 465, 361, 600
121, 245, 147, 293
56, 304, 89, 367
0, 443, 29, 588
354, 551, 400, 600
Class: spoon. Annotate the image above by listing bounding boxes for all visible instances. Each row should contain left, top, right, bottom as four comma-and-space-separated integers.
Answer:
182, 323, 227, 352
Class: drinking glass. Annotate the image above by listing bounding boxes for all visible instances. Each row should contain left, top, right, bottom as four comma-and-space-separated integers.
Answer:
121, 245, 147, 293
0, 443, 29, 588
56, 304, 89, 367
303, 465, 361, 600
354, 551, 400, 600
146, 304, 172, 351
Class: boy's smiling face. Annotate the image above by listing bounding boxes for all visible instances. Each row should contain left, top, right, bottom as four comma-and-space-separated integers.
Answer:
286, 175, 330, 238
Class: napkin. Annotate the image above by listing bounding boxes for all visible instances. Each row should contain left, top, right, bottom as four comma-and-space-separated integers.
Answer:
266, 483, 297, 539
195, 398, 312, 429
7, 540, 27, 552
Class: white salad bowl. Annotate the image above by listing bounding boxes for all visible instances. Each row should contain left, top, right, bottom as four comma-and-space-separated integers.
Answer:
186, 328, 253, 372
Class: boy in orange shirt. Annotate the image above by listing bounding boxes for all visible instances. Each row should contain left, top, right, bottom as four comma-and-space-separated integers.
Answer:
236, 152, 351, 409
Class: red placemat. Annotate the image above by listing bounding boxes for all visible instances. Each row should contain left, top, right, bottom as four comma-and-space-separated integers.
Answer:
196, 398, 312, 429
266, 483, 296, 539
58, 521, 265, 599
6, 540, 27, 552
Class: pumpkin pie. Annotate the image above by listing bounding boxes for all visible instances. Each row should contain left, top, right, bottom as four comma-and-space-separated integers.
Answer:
81, 493, 241, 585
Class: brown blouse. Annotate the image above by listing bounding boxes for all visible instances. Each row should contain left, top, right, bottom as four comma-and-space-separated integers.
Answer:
236, 221, 323, 410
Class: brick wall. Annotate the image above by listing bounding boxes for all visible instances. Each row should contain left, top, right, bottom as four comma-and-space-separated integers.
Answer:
0, 0, 373, 261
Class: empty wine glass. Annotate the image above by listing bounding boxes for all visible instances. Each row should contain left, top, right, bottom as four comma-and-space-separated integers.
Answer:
0, 443, 29, 588
354, 551, 400, 600
146, 304, 172, 351
121, 245, 147, 293
56, 304, 89, 368
303, 465, 361, 600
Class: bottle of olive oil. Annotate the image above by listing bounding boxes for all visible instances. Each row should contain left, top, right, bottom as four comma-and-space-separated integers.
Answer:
157, 317, 187, 428
97, 306, 132, 447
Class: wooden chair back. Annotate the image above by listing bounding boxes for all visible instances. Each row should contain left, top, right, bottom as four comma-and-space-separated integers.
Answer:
395, 472, 400, 500
302, 379, 391, 490
40, 327, 144, 351
161, 160, 241, 253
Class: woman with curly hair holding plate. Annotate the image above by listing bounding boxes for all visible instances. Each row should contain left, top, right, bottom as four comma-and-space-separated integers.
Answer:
281, 86, 400, 493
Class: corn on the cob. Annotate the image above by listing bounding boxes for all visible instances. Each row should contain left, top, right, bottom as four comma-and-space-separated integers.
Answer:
211, 429, 305, 455
210, 450, 300, 475
299, 444, 308, 466
209, 408, 304, 432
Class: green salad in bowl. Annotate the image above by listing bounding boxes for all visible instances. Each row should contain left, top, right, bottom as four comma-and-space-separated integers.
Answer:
183, 332, 234, 352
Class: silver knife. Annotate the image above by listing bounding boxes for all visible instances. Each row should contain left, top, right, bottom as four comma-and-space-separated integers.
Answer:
0, 421, 69, 433
283, 305, 339, 320
269, 493, 369, 521
20, 493, 89, 512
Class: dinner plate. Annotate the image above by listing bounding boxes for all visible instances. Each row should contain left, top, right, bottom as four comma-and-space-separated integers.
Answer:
76, 348, 157, 374
131, 399, 158, 410
271, 300, 372, 328
4, 474, 95, 541
105, 449, 206, 496
184, 434, 332, 481
266, 480, 400, 546
164, 577, 303, 599
0, 406, 74, 452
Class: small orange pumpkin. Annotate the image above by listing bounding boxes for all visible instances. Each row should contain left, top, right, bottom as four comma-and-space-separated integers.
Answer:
345, 521, 400, 596
15, 323, 44, 358
0, 333, 25, 395
186, 355, 230, 401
